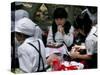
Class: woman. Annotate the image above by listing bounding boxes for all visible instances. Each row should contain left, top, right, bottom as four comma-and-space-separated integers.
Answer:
46, 7, 74, 66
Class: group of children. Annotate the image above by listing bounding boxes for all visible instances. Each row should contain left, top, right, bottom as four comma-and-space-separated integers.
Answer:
11, 3, 97, 73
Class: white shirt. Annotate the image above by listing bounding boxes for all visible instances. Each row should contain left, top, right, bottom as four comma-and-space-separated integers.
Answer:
18, 37, 46, 73
45, 44, 68, 57
46, 26, 74, 57
85, 25, 97, 55
47, 26, 74, 47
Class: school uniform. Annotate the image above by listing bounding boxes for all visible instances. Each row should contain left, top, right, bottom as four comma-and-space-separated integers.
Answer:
85, 25, 97, 68
15, 18, 47, 73
18, 37, 47, 72
46, 26, 74, 57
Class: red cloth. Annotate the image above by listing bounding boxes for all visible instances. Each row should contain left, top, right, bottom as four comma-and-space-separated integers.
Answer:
52, 58, 78, 71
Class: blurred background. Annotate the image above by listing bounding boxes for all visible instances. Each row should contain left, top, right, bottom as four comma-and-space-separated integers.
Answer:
11, 2, 97, 31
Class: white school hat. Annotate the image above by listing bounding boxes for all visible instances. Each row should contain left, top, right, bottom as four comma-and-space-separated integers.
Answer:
15, 17, 36, 36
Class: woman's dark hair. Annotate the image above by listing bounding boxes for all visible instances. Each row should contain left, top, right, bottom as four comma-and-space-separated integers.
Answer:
52, 21, 71, 42
53, 7, 68, 19
83, 13, 92, 35
75, 13, 92, 36
74, 15, 84, 29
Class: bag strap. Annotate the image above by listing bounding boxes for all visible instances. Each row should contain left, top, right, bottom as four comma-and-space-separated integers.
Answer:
28, 40, 45, 72
37, 40, 46, 71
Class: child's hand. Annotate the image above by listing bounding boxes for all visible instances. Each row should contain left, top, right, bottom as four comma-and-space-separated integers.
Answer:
58, 26, 64, 34
70, 51, 80, 59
